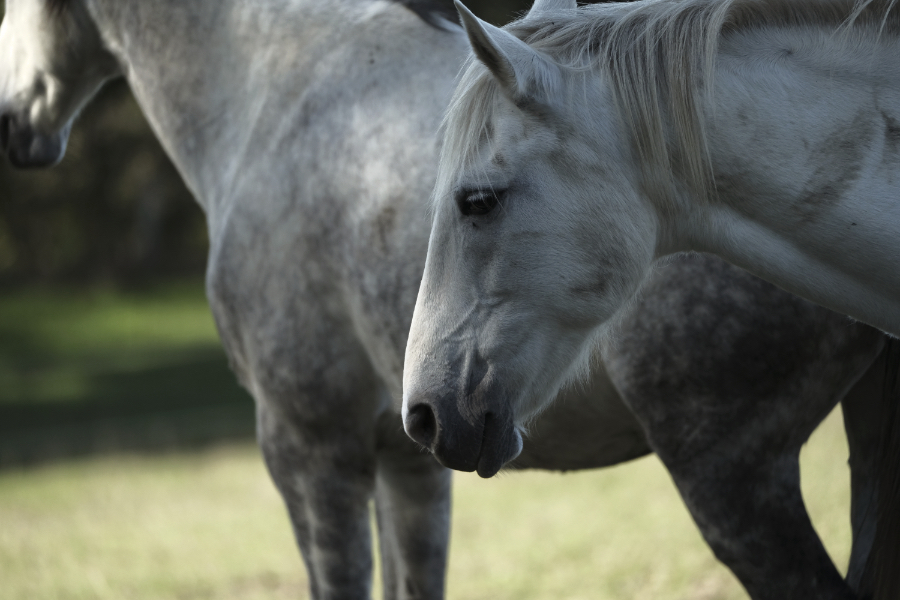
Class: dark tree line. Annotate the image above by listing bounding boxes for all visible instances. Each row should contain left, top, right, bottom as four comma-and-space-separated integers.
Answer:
0, 0, 535, 287
0, 80, 206, 286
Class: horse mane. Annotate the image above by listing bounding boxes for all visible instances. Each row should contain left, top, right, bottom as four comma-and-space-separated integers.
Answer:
440, 0, 900, 209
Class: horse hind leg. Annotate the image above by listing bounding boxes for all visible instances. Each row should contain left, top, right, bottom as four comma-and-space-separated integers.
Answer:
844, 340, 900, 600
373, 410, 451, 600
869, 338, 900, 600
841, 347, 885, 598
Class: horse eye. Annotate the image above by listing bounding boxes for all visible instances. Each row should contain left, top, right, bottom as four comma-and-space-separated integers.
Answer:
457, 189, 501, 216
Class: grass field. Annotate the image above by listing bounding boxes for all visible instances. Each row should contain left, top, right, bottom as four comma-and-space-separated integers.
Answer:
0, 282, 853, 599
0, 409, 851, 600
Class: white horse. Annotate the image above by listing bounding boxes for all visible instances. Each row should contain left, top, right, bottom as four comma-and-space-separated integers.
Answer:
408, 0, 900, 428
0, 0, 468, 597
405, 0, 900, 596
1, 0, 892, 598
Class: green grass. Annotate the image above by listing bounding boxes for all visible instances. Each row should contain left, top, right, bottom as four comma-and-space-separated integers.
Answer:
0, 281, 222, 406
0, 280, 253, 465
0, 408, 852, 600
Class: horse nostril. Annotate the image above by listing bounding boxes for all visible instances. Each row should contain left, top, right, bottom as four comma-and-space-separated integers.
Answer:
405, 403, 438, 449
0, 115, 10, 152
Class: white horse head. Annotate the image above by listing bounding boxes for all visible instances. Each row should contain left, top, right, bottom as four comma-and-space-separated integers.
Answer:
405, 0, 900, 477
0, 0, 118, 167
402, 0, 659, 477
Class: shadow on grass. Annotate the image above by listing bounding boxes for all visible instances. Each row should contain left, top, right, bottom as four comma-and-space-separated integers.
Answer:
0, 348, 254, 467
0, 281, 257, 468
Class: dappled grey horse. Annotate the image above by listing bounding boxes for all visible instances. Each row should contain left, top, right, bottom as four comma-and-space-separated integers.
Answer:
0, 0, 888, 598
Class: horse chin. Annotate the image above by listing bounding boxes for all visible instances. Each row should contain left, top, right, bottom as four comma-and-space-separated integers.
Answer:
475, 418, 523, 478
434, 411, 523, 479
0, 117, 70, 169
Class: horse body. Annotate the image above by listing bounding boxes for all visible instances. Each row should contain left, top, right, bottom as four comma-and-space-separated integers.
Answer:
0, 0, 892, 598
3, 1, 469, 597
114, 3, 465, 597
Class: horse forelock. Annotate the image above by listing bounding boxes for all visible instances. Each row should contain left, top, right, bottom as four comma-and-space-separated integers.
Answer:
434, 55, 503, 214
443, 0, 900, 211
435, 48, 572, 217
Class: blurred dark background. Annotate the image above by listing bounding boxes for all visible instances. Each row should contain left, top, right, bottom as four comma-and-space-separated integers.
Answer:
0, 0, 548, 466
0, 80, 208, 287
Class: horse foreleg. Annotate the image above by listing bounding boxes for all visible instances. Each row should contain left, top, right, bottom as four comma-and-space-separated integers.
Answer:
257, 393, 378, 600
665, 450, 854, 600
374, 413, 451, 600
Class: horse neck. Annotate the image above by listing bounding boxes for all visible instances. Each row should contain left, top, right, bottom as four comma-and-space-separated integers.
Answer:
679, 25, 900, 335
84, 0, 358, 218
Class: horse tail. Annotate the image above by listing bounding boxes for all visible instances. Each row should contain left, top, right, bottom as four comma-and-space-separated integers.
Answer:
866, 337, 900, 599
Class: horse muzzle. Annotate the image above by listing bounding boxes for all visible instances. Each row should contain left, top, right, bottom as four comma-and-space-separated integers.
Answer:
0, 112, 69, 168
403, 392, 523, 478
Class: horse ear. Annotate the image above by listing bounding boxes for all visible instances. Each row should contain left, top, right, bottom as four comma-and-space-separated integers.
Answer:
528, 0, 577, 15
454, 0, 557, 103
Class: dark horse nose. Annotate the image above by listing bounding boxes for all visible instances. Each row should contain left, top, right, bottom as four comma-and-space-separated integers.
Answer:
404, 403, 438, 449
403, 394, 521, 477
